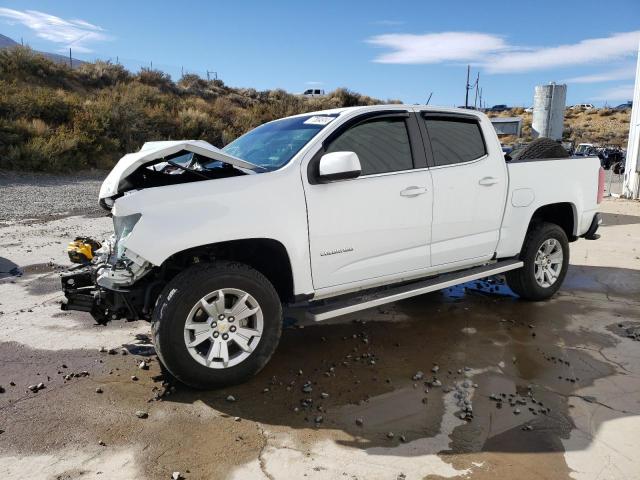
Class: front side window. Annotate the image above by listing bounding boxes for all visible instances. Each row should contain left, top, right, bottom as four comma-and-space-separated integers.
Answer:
424, 118, 486, 166
326, 117, 413, 176
223, 114, 337, 171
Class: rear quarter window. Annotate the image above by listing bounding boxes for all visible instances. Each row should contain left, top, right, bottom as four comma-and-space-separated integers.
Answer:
423, 118, 486, 166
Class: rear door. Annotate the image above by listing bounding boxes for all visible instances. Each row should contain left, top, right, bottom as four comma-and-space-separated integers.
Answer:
419, 113, 507, 266
303, 111, 433, 289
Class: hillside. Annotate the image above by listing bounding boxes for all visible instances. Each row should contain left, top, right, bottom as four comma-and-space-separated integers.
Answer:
0, 46, 390, 172
0, 33, 85, 68
487, 107, 631, 148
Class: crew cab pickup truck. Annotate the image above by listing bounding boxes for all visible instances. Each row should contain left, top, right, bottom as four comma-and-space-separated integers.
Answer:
61, 105, 603, 388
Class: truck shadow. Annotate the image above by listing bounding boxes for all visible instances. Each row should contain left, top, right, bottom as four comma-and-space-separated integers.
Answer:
159, 264, 640, 457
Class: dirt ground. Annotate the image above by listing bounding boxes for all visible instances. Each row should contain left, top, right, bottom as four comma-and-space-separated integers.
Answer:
1, 198, 639, 480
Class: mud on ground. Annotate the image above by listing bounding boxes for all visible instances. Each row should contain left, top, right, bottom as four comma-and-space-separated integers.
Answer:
0, 198, 639, 480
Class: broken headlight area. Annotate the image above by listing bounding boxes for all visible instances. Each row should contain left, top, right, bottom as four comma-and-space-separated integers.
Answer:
60, 214, 158, 325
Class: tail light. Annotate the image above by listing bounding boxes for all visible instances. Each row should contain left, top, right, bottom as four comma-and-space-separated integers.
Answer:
597, 167, 605, 204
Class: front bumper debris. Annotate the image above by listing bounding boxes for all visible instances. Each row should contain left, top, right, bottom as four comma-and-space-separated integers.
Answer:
60, 238, 156, 324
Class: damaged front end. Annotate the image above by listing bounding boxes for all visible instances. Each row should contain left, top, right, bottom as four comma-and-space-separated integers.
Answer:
61, 215, 157, 325
61, 140, 261, 325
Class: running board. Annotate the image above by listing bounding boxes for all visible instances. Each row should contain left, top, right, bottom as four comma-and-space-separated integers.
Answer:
306, 259, 523, 322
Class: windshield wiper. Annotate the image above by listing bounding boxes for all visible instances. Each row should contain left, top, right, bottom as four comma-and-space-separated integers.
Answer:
166, 160, 211, 179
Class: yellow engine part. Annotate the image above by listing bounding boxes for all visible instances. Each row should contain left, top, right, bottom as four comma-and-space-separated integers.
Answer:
67, 238, 99, 264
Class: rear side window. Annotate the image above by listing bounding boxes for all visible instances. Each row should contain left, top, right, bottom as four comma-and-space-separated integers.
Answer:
326, 117, 413, 176
423, 118, 486, 166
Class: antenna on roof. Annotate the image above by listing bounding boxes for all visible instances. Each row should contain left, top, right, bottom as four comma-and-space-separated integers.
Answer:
426, 92, 433, 105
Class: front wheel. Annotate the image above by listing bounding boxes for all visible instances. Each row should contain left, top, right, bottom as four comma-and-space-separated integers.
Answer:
152, 261, 282, 389
506, 222, 570, 301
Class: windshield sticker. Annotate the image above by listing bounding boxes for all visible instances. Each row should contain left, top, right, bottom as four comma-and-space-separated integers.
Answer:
304, 116, 335, 126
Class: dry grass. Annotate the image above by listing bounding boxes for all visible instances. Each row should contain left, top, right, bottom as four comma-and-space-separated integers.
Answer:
0, 47, 396, 172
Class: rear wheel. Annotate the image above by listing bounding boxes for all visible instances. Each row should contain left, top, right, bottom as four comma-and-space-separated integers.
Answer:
152, 261, 282, 389
506, 222, 569, 300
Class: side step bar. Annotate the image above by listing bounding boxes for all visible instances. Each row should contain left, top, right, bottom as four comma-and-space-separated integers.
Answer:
306, 259, 523, 322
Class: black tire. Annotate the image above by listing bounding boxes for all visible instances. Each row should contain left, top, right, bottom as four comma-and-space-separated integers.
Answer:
506, 222, 570, 301
152, 261, 282, 389
511, 137, 569, 161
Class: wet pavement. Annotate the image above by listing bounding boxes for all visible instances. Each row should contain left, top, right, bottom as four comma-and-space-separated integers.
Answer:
1, 198, 639, 479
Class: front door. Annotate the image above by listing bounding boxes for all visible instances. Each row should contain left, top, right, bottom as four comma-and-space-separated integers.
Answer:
303, 112, 433, 290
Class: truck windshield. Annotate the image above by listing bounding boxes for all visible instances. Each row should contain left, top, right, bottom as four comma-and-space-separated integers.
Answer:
222, 114, 338, 171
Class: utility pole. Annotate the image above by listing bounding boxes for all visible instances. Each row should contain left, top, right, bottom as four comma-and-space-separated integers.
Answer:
69, 48, 72, 69
465, 65, 470, 108
206, 70, 218, 81
473, 72, 480, 109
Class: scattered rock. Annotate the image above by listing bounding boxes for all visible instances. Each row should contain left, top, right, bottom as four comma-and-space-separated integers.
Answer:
355, 417, 364, 426
99, 346, 107, 353
412, 371, 424, 381
135, 410, 148, 419
131, 376, 138, 381
320, 392, 329, 399
139, 361, 149, 370
314, 415, 323, 424
98, 440, 106, 446
226, 395, 236, 403
172, 472, 182, 480
386, 432, 394, 439
95, 387, 103, 394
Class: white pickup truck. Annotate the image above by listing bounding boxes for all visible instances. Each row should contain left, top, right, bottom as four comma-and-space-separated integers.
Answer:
61, 105, 603, 388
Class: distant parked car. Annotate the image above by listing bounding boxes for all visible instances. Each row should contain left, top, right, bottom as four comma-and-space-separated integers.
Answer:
571, 104, 595, 110
489, 104, 508, 112
574, 143, 596, 156
598, 147, 624, 170
614, 102, 632, 111
524, 107, 533, 113
302, 89, 325, 97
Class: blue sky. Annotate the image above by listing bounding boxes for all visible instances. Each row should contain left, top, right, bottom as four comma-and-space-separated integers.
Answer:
0, 0, 638, 107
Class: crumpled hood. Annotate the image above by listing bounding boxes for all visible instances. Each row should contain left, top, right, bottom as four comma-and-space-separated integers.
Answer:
99, 140, 259, 200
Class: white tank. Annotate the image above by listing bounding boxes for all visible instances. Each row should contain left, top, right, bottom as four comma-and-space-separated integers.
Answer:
532, 83, 566, 140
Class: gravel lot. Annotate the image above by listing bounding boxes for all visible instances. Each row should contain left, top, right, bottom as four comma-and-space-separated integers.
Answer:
0, 176, 639, 480
0, 170, 107, 222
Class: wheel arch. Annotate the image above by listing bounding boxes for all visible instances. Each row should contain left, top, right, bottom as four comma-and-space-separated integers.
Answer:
161, 238, 295, 303
528, 202, 578, 241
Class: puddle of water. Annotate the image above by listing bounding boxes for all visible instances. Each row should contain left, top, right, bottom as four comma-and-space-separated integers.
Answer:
334, 386, 444, 442
442, 276, 518, 300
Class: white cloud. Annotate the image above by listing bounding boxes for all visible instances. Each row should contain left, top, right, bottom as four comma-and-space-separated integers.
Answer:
591, 84, 635, 101
563, 66, 636, 84
0, 8, 110, 53
367, 30, 640, 74
368, 32, 509, 64
305, 81, 324, 85
486, 31, 640, 73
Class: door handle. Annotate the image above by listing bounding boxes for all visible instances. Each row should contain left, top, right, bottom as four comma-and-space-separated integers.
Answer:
478, 176, 499, 186
400, 186, 427, 197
